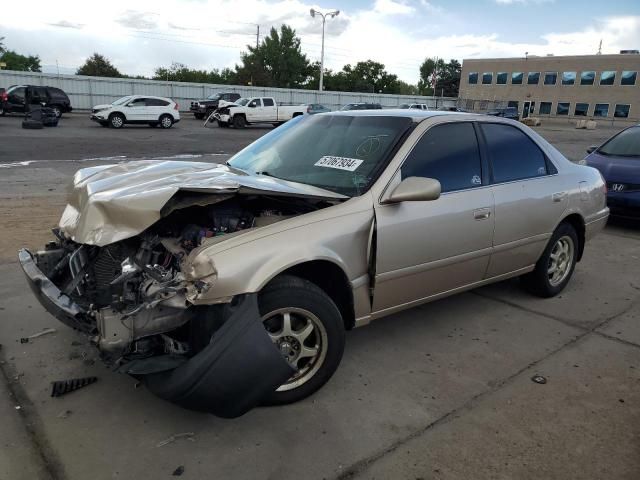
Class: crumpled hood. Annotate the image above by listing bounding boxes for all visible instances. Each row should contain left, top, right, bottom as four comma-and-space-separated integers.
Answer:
59, 160, 346, 246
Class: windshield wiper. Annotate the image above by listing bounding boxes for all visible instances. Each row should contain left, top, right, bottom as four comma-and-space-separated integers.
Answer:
256, 171, 279, 179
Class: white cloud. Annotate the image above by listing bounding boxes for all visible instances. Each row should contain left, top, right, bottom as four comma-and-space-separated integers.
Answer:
373, 0, 415, 15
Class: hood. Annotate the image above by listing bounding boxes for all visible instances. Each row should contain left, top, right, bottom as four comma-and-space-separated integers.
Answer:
218, 100, 239, 108
92, 104, 111, 111
586, 152, 640, 183
59, 160, 346, 246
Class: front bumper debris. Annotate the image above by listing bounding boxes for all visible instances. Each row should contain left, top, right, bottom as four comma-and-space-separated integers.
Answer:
18, 249, 95, 334
142, 294, 295, 418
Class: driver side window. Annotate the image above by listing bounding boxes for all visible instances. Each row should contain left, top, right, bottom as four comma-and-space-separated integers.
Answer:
401, 122, 483, 193
249, 99, 262, 108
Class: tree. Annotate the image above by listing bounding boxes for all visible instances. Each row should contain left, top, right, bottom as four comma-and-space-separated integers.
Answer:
419, 57, 461, 96
0, 36, 5, 55
436, 59, 461, 97
0, 50, 41, 72
152, 62, 236, 84
418, 57, 445, 95
311, 60, 401, 94
76, 53, 121, 77
235, 25, 311, 88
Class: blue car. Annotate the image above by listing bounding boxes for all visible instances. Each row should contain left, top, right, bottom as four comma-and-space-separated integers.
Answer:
584, 125, 640, 218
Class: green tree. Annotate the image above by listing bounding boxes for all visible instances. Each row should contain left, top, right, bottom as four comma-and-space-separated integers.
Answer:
153, 62, 235, 84
315, 60, 401, 94
0, 36, 5, 55
418, 57, 445, 95
0, 50, 41, 72
235, 25, 311, 88
76, 53, 121, 77
435, 59, 461, 97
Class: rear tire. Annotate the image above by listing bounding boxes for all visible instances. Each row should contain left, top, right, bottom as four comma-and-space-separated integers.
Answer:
233, 115, 246, 128
258, 275, 345, 405
159, 114, 173, 129
51, 105, 62, 118
521, 222, 578, 298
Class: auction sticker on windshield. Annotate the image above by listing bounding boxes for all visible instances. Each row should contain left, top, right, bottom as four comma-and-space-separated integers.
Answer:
315, 156, 364, 171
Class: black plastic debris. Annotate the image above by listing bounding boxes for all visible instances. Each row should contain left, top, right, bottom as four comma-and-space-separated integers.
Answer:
531, 374, 547, 384
172, 466, 185, 476
51, 377, 98, 397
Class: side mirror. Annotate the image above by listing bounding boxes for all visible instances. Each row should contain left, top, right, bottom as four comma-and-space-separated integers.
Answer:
586, 145, 598, 154
383, 177, 441, 204
249, 102, 257, 108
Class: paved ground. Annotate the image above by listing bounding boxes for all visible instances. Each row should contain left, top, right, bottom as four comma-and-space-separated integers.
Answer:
1, 115, 639, 480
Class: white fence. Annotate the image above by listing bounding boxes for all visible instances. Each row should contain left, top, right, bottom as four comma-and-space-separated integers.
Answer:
0, 70, 457, 112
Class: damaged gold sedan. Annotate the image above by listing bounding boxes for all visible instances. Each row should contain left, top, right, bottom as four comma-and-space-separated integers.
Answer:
19, 111, 608, 417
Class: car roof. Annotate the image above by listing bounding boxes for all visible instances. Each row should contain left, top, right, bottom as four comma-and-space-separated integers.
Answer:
326, 109, 480, 122
127, 94, 173, 101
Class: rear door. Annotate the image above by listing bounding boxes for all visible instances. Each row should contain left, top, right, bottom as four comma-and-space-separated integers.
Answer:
479, 122, 566, 277
373, 121, 495, 313
146, 98, 170, 120
261, 98, 277, 121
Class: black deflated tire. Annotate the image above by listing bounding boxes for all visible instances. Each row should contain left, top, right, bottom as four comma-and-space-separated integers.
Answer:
521, 222, 579, 297
258, 275, 345, 405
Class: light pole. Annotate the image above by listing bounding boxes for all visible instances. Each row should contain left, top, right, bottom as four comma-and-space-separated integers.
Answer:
310, 8, 339, 92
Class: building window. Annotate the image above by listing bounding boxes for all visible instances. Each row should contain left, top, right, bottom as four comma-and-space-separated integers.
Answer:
600, 71, 616, 85
556, 103, 570, 115
544, 72, 558, 85
507, 101, 519, 108
527, 72, 540, 85
496, 72, 508, 85
614, 104, 630, 118
539, 102, 552, 114
482, 72, 493, 84
580, 71, 595, 85
593, 104, 609, 117
574, 103, 589, 116
511, 72, 523, 85
562, 72, 576, 85
468, 72, 478, 84
621, 71, 637, 86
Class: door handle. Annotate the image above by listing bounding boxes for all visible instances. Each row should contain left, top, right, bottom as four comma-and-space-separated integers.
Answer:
552, 191, 567, 202
473, 208, 491, 220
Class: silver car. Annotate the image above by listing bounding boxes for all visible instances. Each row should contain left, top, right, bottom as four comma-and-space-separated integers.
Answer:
19, 111, 608, 417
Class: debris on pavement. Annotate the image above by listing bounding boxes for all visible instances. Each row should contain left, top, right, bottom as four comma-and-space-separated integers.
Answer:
50, 376, 98, 397
172, 466, 185, 476
156, 432, 196, 448
20, 328, 57, 343
531, 374, 547, 384
57, 409, 73, 419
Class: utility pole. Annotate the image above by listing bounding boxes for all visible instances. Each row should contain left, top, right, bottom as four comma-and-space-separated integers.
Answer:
256, 25, 260, 48
310, 8, 340, 92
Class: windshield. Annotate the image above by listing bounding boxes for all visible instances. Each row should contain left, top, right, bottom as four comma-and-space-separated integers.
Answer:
112, 96, 133, 105
207, 94, 221, 100
399, 104, 411, 109
235, 98, 250, 106
599, 126, 640, 157
228, 114, 413, 196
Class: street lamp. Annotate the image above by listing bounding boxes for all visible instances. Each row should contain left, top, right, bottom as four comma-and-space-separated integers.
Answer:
310, 8, 339, 92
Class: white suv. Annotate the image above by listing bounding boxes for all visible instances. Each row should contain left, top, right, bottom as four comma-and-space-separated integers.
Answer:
91, 95, 181, 129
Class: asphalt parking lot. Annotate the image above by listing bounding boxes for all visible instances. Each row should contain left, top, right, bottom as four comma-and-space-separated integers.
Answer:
1, 113, 639, 480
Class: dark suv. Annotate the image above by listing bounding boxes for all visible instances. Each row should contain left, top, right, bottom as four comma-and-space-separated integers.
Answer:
1, 85, 72, 118
487, 107, 519, 121
340, 103, 382, 111
190, 92, 241, 119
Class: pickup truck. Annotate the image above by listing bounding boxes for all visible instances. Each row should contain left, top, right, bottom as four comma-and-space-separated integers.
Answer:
213, 97, 307, 128
190, 92, 241, 119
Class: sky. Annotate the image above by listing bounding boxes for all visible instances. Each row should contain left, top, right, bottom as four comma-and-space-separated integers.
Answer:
1, 0, 639, 83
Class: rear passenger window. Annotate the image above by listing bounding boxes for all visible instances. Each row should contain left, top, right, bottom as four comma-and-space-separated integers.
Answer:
480, 123, 548, 183
263, 98, 274, 106
401, 122, 483, 193
146, 98, 169, 106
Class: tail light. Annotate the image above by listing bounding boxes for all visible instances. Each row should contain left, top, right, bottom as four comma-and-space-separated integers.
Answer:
0, 92, 7, 102
307, 105, 311, 113
174, 103, 179, 110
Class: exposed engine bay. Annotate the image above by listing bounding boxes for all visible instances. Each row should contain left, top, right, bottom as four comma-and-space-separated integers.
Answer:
32, 194, 329, 367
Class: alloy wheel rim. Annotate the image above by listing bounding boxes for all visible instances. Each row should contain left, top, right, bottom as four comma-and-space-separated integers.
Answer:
547, 235, 574, 287
261, 307, 328, 392
162, 117, 171, 127
112, 116, 123, 127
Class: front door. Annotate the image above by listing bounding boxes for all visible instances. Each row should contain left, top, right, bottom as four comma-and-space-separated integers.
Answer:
522, 101, 530, 119
373, 121, 495, 314
246, 98, 262, 122
124, 97, 149, 121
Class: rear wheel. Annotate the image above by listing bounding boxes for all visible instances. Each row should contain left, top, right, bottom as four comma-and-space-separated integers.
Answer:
258, 275, 345, 405
521, 222, 578, 297
51, 105, 62, 118
109, 113, 125, 129
233, 115, 246, 128
159, 114, 174, 129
